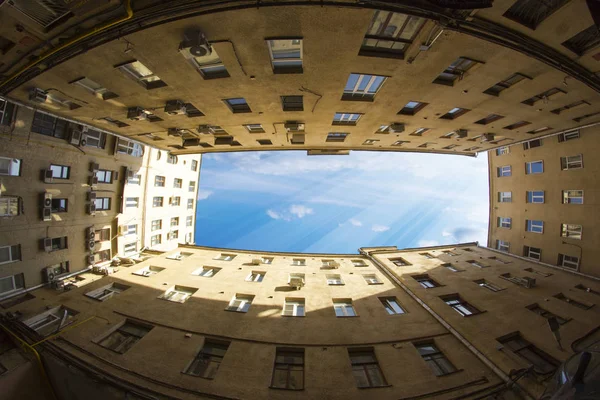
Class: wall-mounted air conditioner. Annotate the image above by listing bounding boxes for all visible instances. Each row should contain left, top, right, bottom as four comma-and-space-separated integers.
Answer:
179, 30, 212, 59
164, 100, 187, 115
290, 133, 305, 144
43, 238, 53, 252
250, 259, 262, 265
29, 88, 48, 103
43, 267, 57, 283
89, 175, 98, 186
197, 125, 211, 134
69, 129, 83, 146
87, 254, 95, 266
456, 129, 468, 138
42, 168, 53, 183
285, 122, 305, 132
87, 239, 96, 251
87, 204, 96, 215
288, 276, 305, 289
168, 128, 183, 137
87, 227, 95, 241
127, 107, 148, 121
389, 123, 405, 133
89, 162, 99, 172
88, 191, 97, 201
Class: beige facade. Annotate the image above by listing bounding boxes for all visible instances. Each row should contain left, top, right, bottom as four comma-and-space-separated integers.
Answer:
0, 243, 598, 400
0, 2, 598, 157
488, 126, 600, 277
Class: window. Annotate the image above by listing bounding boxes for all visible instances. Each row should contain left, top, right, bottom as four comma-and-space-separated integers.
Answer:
188, 181, 196, 192
116, 139, 144, 157
160, 286, 197, 303
215, 254, 236, 261
497, 166, 511, 177
224, 97, 251, 113
257, 139, 272, 146
524, 267, 552, 277
575, 284, 600, 296
0, 196, 19, 217
271, 348, 304, 390
94, 228, 110, 243
0, 99, 16, 126
433, 57, 481, 86
261, 257, 274, 265
563, 190, 583, 204
522, 140, 542, 152
127, 173, 141, 185
85, 283, 129, 301
474, 279, 503, 292
483, 73, 530, 96
524, 246, 542, 261
172, 178, 182, 189
123, 242, 137, 254
413, 274, 440, 288
193, 267, 221, 277
0, 156, 21, 176
281, 96, 303, 111
98, 320, 153, 354
226, 294, 254, 312
415, 342, 456, 376
440, 107, 470, 120
333, 299, 357, 317
504, 121, 532, 130
184, 340, 230, 379
100, 117, 129, 128
23, 306, 78, 337
496, 240, 510, 252
498, 217, 512, 228
496, 146, 509, 156
153, 197, 163, 207
292, 258, 306, 266
116, 60, 167, 89
555, 293, 592, 309
186, 216, 193, 227
526, 304, 569, 325
527, 127, 553, 135
441, 294, 481, 316
246, 271, 265, 282
283, 298, 305, 317
0, 245, 21, 265
333, 113, 362, 126
151, 220, 162, 231
558, 130, 580, 142
398, 101, 428, 117
390, 257, 411, 266
526, 161, 543, 174
267, 38, 303, 73
558, 254, 580, 269
50, 164, 70, 179
342, 73, 387, 101
71, 77, 118, 100
168, 230, 179, 240
363, 139, 379, 145
526, 220, 544, 233
0, 273, 24, 295
497, 332, 559, 374
562, 25, 600, 56
242, 124, 264, 134
498, 192, 512, 203
125, 197, 138, 209
420, 252, 435, 259
360, 11, 424, 58
467, 260, 488, 269
326, 132, 348, 142
527, 191, 545, 203
186, 44, 229, 79
189, 161, 199, 173
561, 224, 582, 240
153, 176, 165, 187
31, 112, 68, 139
523, 88, 566, 106
443, 263, 461, 272
133, 265, 165, 277
326, 274, 344, 285
380, 297, 405, 315
561, 155, 583, 170
503, 0, 569, 30
169, 217, 179, 227
348, 348, 387, 388
188, 199, 194, 209
150, 234, 161, 246
363, 274, 382, 285
489, 256, 511, 264
410, 127, 430, 136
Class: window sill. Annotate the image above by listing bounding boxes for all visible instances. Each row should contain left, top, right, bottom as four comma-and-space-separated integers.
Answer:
463, 310, 487, 318
273, 67, 304, 75
357, 384, 393, 389
341, 95, 375, 102
269, 386, 304, 391
436, 369, 464, 377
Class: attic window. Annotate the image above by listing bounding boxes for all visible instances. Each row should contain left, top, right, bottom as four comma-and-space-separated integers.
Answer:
410, 127, 430, 136
359, 11, 425, 59
398, 101, 428, 115
224, 98, 251, 113
503, 0, 569, 30
474, 114, 504, 125
432, 57, 481, 86
439, 107, 469, 120
562, 25, 600, 56
483, 73, 531, 96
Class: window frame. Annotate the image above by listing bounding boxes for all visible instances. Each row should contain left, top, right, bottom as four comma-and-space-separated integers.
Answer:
562, 190, 584, 204
342, 73, 387, 101
266, 38, 303, 74
560, 224, 582, 240
270, 348, 305, 390
183, 340, 230, 379
560, 155, 583, 170
379, 297, 406, 315
414, 342, 457, 376
525, 161, 544, 174
348, 348, 388, 388
526, 191, 545, 203
115, 60, 167, 90
525, 219, 544, 234
226, 294, 254, 313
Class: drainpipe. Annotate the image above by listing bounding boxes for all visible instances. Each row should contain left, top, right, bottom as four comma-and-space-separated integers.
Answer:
359, 248, 535, 400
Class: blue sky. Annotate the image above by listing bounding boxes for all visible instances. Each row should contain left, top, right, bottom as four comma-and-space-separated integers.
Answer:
195, 151, 489, 254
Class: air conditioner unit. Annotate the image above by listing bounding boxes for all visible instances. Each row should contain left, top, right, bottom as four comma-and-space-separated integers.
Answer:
87, 204, 96, 215
87, 227, 95, 240
179, 30, 212, 59
197, 125, 212, 134
42, 208, 52, 222
288, 276, 305, 289
88, 191, 97, 201
127, 107, 148, 121
483, 133, 495, 142
43, 267, 57, 283
43, 238, 53, 252
87, 239, 96, 251
69, 129, 83, 145
43, 168, 53, 183
29, 88, 48, 103
291, 133, 305, 144
42, 193, 52, 208
389, 123, 405, 133
520, 277, 536, 289
456, 129, 468, 138
164, 100, 187, 115
89, 175, 98, 186
285, 122, 305, 132
89, 162, 99, 172
51, 280, 65, 290
168, 128, 184, 137
87, 254, 95, 266
251, 259, 262, 265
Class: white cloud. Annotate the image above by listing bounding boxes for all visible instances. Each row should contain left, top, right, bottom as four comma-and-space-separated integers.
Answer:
372, 224, 390, 232
197, 190, 213, 200
349, 219, 362, 227
266, 209, 282, 220
442, 231, 452, 237
289, 204, 314, 218
418, 240, 439, 247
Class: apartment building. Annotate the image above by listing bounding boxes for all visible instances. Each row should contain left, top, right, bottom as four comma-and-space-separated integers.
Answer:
0, 243, 598, 400
118, 147, 200, 255
0, 2, 597, 157
0, 99, 199, 300
488, 126, 599, 278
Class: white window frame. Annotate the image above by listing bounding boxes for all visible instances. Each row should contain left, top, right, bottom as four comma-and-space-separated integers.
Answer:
333, 300, 356, 317
498, 192, 512, 203
23, 306, 75, 335
343, 73, 387, 100
187, 199, 194, 209
497, 240, 510, 252
261, 257, 274, 265
333, 113, 362, 123
0, 273, 24, 295
123, 242, 137, 254
226, 295, 253, 313
0, 197, 20, 217
85, 283, 127, 301
0, 245, 20, 265
559, 254, 579, 269
118, 60, 161, 83
381, 297, 405, 315
563, 190, 584, 204
558, 130, 580, 142
186, 216, 193, 227
193, 267, 220, 277
498, 217, 511, 229
526, 220, 544, 233
527, 191, 545, 203
525, 246, 542, 261
352, 260, 368, 267
150, 234, 161, 246
160, 286, 195, 303
282, 299, 305, 317
525, 160, 544, 174
561, 155, 583, 170
291, 258, 306, 266
326, 274, 344, 285
561, 224, 582, 240
496, 147, 509, 156
497, 165, 511, 177
116, 139, 144, 157
94, 197, 110, 210
133, 265, 164, 277
246, 271, 265, 282
363, 274, 382, 285
125, 197, 139, 208
215, 254, 236, 261
476, 280, 502, 292
267, 39, 303, 71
